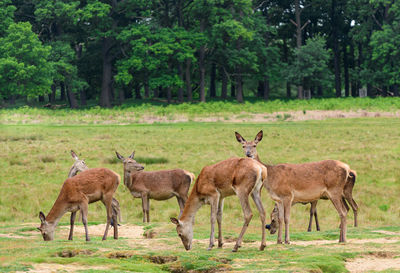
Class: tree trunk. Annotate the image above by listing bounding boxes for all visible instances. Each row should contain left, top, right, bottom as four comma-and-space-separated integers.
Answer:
317, 86, 323, 97
119, 88, 125, 104
178, 63, 184, 102
66, 84, 78, 109
331, 0, 341, 97
295, 0, 304, 99
9, 95, 16, 105
230, 82, 235, 98
38, 95, 45, 102
286, 82, 291, 98
154, 86, 159, 98
100, 37, 113, 107
221, 67, 228, 99
80, 90, 87, 106
209, 63, 216, 98
343, 44, 349, 97
392, 84, 399, 96
257, 81, 263, 97
263, 76, 270, 100
367, 83, 373, 97
236, 74, 243, 103
124, 82, 133, 99
50, 83, 56, 103
167, 87, 172, 104
185, 59, 192, 102
60, 82, 66, 101
144, 79, 150, 99
350, 42, 357, 97
134, 83, 142, 99
199, 18, 206, 102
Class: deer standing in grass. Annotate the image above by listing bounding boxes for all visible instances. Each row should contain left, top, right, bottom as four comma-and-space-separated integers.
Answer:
67, 150, 122, 240
235, 131, 358, 243
38, 167, 120, 241
116, 151, 194, 223
171, 157, 268, 252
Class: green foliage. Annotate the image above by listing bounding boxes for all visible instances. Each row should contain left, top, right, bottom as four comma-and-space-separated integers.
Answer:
286, 36, 333, 90
0, 22, 53, 99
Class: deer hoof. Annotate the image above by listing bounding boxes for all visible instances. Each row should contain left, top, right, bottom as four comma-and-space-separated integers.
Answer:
218, 242, 223, 248
285, 240, 290, 244
277, 240, 283, 244
259, 244, 266, 251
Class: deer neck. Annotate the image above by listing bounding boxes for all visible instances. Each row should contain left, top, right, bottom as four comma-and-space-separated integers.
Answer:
45, 197, 69, 228
68, 166, 79, 178
123, 169, 133, 189
179, 190, 203, 225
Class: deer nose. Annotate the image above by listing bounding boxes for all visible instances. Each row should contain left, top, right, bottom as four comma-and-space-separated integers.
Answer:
246, 152, 251, 157
265, 224, 271, 230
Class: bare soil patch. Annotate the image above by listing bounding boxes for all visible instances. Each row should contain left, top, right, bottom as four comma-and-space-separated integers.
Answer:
57, 249, 93, 257
373, 230, 400, 236
140, 110, 400, 124
147, 255, 177, 264
57, 223, 143, 240
346, 251, 400, 272
106, 250, 136, 259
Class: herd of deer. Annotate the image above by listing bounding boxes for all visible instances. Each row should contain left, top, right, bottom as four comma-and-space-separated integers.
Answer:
37, 131, 358, 252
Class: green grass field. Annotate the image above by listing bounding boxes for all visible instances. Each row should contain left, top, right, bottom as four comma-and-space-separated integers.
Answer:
1, 97, 400, 125
1, 115, 400, 272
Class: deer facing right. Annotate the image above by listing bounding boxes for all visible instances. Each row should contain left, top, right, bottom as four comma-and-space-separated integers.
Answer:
235, 130, 358, 243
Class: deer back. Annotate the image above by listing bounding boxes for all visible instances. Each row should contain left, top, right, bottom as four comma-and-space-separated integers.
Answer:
130, 169, 192, 193
62, 168, 120, 202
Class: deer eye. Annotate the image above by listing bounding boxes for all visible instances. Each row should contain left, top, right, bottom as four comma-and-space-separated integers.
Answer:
242, 146, 245, 148
178, 234, 182, 237
253, 145, 256, 147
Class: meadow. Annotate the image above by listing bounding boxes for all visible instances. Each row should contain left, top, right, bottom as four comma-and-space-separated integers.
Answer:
0, 108, 400, 272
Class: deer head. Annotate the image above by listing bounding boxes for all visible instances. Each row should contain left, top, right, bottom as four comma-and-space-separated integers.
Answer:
37, 211, 55, 241
115, 151, 144, 172
265, 204, 279, 234
235, 130, 263, 159
70, 150, 89, 174
170, 217, 193, 250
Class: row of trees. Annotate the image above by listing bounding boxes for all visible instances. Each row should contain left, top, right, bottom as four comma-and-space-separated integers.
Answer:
1, 0, 399, 108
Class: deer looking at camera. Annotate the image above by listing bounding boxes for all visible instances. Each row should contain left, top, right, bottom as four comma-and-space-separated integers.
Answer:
38, 167, 120, 241
116, 151, 194, 223
171, 157, 268, 252
66, 150, 122, 241
235, 131, 358, 243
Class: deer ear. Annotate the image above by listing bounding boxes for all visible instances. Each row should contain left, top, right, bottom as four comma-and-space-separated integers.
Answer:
39, 211, 46, 223
254, 130, 263, 144
115, 151, 124, 161
71, 150, 79, 160
170, 217, 180, 225
235, 132, 246, 144
129, 151, 135, 159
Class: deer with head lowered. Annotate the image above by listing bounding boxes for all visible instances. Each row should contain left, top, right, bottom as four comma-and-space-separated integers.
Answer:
235, 130, 358, 243
38, 166, 120, 241
116, 151, 194, 223
66, 150, 122, 241
171, 157, 268, 252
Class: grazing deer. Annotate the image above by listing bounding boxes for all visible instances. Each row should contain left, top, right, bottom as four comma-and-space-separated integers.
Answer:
235, 131, 358, 243
116, 151, 194, 223
67, 150, 122, 240
38, 168, 120, 241
171, 157, 268, 252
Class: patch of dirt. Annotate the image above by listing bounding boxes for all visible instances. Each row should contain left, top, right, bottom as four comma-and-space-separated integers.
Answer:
57, 249, 93, 257
148, 255, 178, 264
0, 233, 27, 239
22, 263, 110, 273
139, 110, 400, 124
57, 223, 143, 240
346, 252, 400, 272
143, 229, 156, 238
106, 251, 135, 259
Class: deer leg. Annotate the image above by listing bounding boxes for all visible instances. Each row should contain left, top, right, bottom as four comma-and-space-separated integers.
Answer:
283, 199, 292, 244
146, 195, 150, 223
329, 195, 348, 243
102, 196, 113, 241
251, 190, 266, 251
276, 201, 284, 244
232, 192, 253, 252
176, 196, 185, 218
112, 210, 118, 240
344, 194, 358, 227
68, 211, 77, 240
80, 202, 90, 241
141, 193, 147, 223
217, 198, 224, 248
208, 194, 219, 250
308, 201, 318, 232
314, 204, 320, 231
